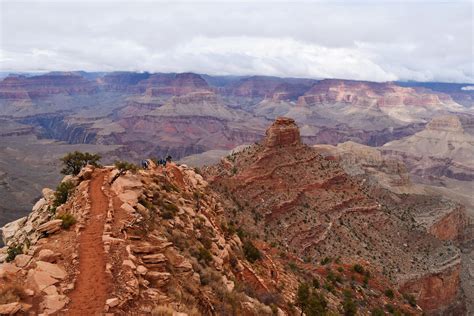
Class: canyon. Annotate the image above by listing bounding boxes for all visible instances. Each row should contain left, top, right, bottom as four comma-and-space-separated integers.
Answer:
0, 118, 469, 314
0, 71, 473, 314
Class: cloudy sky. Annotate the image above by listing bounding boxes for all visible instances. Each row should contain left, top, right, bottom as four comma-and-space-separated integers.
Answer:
0, 0, 473, 83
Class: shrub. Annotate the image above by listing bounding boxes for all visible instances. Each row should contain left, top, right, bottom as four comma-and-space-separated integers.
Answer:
53, 180, 76, 207
352, 264, 364, 274
243, 240, 261, 263
0, 281, 27, 304
342, 290, 357, 316
152, 305, 175, 316
385, 289, 394, 299
110, 160, 138, 183
295, 282, 327, 316
371, 307, 385, 316
312, 278, 320, 289
197, 247, 213, 264
60, 151, 101, 175
403, 293, 417, 307
6, 245, 22, 262
162, 210, 174, 219
320, 257, 332, 265
57, 213, 76, 229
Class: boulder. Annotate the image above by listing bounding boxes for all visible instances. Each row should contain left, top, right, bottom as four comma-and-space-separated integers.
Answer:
106, 298, 119, 308
37, 249, 59, 263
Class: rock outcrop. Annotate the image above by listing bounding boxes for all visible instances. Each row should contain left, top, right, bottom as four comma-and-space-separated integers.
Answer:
264, 117, 301, 148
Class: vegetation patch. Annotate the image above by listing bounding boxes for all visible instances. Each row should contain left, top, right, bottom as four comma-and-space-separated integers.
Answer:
242, 240, 261, 263
60, 151, 101, 175
57, 213, 76, 229
53, 180, 76, 207
6, 245, 23, 262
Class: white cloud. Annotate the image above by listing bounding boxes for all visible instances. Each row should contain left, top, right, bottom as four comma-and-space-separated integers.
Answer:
0, 0, 472, 83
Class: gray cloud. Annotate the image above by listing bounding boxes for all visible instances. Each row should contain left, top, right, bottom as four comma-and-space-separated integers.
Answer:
0, 0, 472, 83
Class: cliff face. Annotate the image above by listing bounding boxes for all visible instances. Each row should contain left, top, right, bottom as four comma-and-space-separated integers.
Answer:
205, 117, 466, 315
428, 206, 469, 241
297, 79, 459, 109
0, 73, 97, 99
400, 263, 465, 315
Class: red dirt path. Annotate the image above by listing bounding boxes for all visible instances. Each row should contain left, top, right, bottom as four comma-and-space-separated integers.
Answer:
67, 171, 109, 315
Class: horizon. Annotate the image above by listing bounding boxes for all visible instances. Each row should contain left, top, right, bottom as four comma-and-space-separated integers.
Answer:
1, 0, 472, 84
1, 70, 474, 86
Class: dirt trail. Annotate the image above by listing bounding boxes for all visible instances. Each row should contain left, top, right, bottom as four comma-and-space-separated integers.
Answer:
67, 171, 109, 315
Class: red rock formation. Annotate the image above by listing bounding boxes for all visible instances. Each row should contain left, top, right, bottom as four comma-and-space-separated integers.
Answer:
429, 206, 468, 241
0, 73, 97, 99
297, 79, 458, 108
400, 263, 464, 314
142, 73, 212, 96
264, 117, 301, 148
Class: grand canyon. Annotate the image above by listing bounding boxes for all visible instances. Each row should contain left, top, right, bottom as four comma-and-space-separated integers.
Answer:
0, 70, 472, 315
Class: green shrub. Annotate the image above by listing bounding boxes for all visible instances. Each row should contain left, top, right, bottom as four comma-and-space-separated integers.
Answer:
243, 240, 261, 263
110, 160, 138, 183
6, 245, 22, 262
320, 256, 332, 265
385, 289, 394, 299
342, 290, 357, 316
162, 210, 174, 219
60, 151, 101, 175
53, 180, 76, 207
57, 213, 76, 229
197, 247, 213, 264
352, 263, 364, 274
295, 282, 327, 316
403, 293, 417, 307
371, 307, 385, 316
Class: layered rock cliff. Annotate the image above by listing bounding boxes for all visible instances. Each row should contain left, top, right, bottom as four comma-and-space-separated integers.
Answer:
205, 117, 467, 315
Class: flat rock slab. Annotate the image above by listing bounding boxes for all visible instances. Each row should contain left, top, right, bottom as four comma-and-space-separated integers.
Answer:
35, 261, 67, 279
0, 302, 21, 315
40, 294, 69, 314
27, 269, 58, 291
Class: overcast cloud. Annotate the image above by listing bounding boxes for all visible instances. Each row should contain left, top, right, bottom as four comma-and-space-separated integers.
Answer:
0, 0, 472, 83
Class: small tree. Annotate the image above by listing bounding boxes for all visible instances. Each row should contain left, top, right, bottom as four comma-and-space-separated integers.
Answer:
295, 282, 327, 316
295, 283, 310, 315
53, 180, 76, 207
243, 240, 261, 263
110, 160, 138, 184
60, 151, 101, 175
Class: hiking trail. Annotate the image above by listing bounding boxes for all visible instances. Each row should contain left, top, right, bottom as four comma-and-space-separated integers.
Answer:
67, 171, 109, 314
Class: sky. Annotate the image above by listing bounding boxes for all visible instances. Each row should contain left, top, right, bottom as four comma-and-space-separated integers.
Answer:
0, 0, 473, 83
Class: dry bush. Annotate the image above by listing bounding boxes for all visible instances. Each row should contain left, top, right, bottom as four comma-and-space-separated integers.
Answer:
152, 305, 175, 316
0, 279, 27, 304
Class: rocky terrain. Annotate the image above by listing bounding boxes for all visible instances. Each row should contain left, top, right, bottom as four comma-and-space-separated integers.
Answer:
204, 118, 468, 315
1, 158, 420, 315
0, 118, 470, 315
